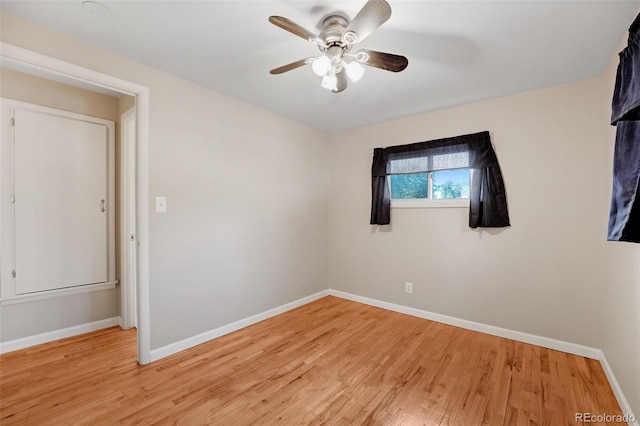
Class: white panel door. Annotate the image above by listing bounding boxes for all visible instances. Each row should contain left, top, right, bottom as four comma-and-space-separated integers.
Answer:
14, 109, 109, 294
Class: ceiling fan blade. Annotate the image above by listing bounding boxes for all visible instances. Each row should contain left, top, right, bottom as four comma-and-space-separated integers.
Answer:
333, 68, 348, 93
355, 49, 408, 72
270, 58, 314, 75
343, 0, 392, 44
269, 16, 325, 46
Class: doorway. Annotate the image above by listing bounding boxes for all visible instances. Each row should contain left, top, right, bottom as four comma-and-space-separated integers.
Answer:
0, 41, 151, 364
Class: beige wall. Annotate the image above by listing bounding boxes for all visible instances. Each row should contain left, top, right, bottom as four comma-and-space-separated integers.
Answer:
1, 67, 119, 120
328, 78, 607, 348
0, 11, 329, 349
0, 67, 121, 341
601, 39, 640, 416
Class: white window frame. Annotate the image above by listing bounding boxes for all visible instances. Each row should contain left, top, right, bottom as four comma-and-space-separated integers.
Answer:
391, 198, 469, 209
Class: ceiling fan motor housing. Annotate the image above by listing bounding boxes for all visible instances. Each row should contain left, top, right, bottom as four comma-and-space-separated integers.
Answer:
321, 15, 349, 46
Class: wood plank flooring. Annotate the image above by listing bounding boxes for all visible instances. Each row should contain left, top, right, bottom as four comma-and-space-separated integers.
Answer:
0, 296, 623, 425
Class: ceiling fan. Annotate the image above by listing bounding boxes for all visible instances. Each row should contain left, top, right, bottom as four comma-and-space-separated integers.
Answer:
268, 0, 408, 93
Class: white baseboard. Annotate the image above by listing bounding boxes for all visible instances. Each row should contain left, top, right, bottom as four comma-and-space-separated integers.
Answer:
149, 288, 603, 363
150, 290, 330, 362
0, 317, 120, 354
328, 290, 601, 359
598, 352, 639, 426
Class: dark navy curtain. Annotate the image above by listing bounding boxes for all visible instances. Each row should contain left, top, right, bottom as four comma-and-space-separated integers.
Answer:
370, 131, 510, 228
609, 13, 640, 243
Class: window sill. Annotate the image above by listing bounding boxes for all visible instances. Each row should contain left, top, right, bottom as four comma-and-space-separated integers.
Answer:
391, 199, 469, 209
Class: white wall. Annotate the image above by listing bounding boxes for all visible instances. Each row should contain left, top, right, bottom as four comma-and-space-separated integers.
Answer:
601, 39, 640, 416
0, 12, 329, 350
603, 242, 640, 416
328, 77, 607, 348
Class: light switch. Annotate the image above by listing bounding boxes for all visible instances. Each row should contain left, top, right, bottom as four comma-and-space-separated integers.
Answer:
155, 196, 167, 213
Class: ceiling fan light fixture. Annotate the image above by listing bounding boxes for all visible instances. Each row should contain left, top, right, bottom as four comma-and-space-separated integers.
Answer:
345, 61, 365, 82
321, 74, 338, 91
312, 55, 332, 76
268, 0, 408, 93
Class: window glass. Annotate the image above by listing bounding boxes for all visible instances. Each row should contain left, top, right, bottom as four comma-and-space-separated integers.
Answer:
388, 152, 470, 201
390, 173, 428, 199
432, 169, 470, 199
389, 168, 470, 200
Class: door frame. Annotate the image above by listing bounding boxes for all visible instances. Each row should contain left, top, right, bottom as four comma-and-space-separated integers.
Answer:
0, 42, 152, 364
120, 106, 137, 330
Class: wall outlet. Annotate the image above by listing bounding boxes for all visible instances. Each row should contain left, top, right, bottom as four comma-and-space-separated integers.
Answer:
405, 282, 413, 294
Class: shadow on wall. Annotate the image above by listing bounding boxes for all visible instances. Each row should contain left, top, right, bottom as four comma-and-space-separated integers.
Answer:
371, 224, 392, 233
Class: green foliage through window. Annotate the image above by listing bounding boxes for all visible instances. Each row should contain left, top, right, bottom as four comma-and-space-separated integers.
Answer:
433, 169, 470, 199
390, 173, 428, 199
390, 169, 470, 200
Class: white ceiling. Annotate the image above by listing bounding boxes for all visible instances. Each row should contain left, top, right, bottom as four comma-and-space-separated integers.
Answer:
2, 1, 639, 132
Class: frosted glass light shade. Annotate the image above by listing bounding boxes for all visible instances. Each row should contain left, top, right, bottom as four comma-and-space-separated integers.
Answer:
321, 74, 337, 90
312, 56, 331, 76
346, 61, 365, 82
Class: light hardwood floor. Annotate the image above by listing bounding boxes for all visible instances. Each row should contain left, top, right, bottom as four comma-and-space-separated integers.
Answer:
0, 296, 623, 425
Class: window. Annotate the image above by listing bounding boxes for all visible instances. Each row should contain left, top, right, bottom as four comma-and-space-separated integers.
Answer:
388, 152, 470, 207
371, 131, 509, 227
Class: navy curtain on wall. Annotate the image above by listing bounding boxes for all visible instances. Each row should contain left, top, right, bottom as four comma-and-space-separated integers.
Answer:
370, 131, 510, 228
609, 13, 640, 243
